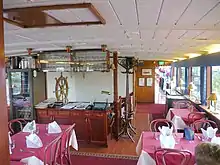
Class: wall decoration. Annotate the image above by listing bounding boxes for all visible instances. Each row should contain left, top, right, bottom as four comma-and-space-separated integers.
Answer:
146, 78, 153, 87
138, 78, 145, 87
142, 69, 152, 76
55, 73, 69, 103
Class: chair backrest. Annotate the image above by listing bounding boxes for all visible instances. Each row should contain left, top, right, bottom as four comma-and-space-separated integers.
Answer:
44, 135, 62, 165
154, 148, 192, 165
8, 118, 27, 134
193, 119, 217, 133
150, 119, 176, 132
173, 101, 191, 109
188, 112, 205, 124
60, 123, 76, 153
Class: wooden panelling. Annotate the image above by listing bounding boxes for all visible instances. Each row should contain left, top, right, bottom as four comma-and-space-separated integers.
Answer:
135, 61, 156, 103
0, 0, 10, 163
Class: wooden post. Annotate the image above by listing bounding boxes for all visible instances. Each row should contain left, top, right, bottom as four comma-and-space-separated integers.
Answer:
113, 51, 119, 140
0, 0, 10, 163
206, 66, 211, 98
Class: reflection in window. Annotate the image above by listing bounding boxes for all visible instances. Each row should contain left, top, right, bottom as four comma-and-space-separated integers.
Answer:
212, 66, 220, 109
191, 67, 201, 100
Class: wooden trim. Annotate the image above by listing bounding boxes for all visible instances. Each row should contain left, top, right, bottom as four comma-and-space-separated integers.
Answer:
3, 17, 25, 28
26, 21, 102, 28
4, 3, 106, 28
3, 3, 91, 12
0, 0, 10, 163
206, 66, 211, 97
88, 4, 106, 24
113, 51, 119, 140
188, 67, 192, 83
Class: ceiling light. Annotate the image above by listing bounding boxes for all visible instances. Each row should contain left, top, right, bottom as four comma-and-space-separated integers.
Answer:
174, 57, 187, 61
39, 60, 48, 64
185, 53, 201, 58
204, 44, 220, 54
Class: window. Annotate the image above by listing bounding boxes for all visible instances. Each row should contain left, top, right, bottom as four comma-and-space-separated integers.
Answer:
191, 67, 201, 100
180, 67, 185, 89
212, 66, 220, 109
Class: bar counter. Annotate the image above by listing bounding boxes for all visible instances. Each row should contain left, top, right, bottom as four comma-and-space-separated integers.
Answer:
36, 105, 110, 147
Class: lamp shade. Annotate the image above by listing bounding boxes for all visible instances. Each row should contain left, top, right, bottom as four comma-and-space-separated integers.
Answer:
208, 93, 217, 101
188, 84, 194, 90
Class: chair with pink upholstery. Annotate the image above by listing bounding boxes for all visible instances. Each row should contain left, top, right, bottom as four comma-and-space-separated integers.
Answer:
150, 119, 176, 132
60, 123, 75, 165
192, 119, 217, 133
8, 118, 27, 135
154, 148, 192, 165
186, 112, 206, 127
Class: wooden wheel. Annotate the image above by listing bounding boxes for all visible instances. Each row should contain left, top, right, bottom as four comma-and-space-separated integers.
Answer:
55, 73, 69, 102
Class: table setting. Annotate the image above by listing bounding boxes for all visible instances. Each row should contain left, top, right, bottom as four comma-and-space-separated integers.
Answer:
136, 125, 220, 165
9, 120, 78, 165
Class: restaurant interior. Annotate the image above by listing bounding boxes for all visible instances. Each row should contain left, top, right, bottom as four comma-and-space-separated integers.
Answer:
1, 0, 220, 165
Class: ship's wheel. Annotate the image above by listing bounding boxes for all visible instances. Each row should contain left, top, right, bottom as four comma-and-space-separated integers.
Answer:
55, 73, 69, 103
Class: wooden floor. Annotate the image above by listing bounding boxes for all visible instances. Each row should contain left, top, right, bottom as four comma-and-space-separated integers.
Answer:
78, 112, 150, 156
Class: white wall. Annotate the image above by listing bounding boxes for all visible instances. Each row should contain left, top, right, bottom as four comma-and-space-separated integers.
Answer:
46, 72, 76, 101
46, 66, 133, 102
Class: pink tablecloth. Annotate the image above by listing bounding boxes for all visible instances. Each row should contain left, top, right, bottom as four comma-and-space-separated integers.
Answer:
170, 108, 190, 122
10, 161, 24, 165
136, 132, 199, 165
10, 124, 70, 162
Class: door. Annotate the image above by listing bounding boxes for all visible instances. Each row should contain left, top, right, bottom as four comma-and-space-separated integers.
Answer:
135, 61, 155, 103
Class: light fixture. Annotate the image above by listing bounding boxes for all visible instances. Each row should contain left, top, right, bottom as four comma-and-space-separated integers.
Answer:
206, 44, 220, 54
101, 44, 107, 52
66, 46, 72, 53
207, 93, 217, 112
185, 53, 201, 58
27, 48, 33, 55
39, 60, 49, 64
174, 57, 187, 61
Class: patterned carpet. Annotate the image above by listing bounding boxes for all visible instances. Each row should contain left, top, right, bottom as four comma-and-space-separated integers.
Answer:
70, 152, 138, 165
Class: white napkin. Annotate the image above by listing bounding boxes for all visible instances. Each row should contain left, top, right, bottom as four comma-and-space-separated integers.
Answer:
21, 156, 44, 165
26, 133, 43, 148
211, 136, 220, 145
23, 120, 36, 133
48, 121, 62, 134
8, 132, 12, 154
159, 134, 175, 149
201, 127, 218, 139
158, 126, 173, 136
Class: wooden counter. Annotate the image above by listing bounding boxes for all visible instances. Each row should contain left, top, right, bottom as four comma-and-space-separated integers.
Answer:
36, 108, 109, 147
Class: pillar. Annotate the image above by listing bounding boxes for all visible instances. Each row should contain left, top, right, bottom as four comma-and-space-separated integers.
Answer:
0, 0, 10, 164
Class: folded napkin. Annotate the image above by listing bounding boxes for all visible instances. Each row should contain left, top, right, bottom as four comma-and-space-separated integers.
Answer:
8, 132, 12, 154
159, 134, 175, 149
211, 136, 220, 145
23, 120, 36, 133
21, 156, 44, 165
201, 127, 218, 139
158, 126, 173, 136
48, 121, 62, 134
26, 133, 43, 148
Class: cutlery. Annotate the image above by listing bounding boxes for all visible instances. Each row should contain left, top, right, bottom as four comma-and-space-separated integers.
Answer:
20, 149, 35, 154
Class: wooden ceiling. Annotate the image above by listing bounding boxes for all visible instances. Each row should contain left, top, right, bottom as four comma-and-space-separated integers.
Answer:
3, 0, 220, 60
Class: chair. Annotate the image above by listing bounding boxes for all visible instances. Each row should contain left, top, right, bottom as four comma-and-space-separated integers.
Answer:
8, 118, 27, 135
173, 101, 191, 109
187, 112, 206, 127
154, 148, 192, 165
192, 119, 217, 133
150, 119, 176, 133
44, 135, 62, 165
60, 123, 76, 165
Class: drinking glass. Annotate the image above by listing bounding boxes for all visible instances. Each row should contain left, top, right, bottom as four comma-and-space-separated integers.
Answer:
154, 132, 159, 140
11, 140, 15, 149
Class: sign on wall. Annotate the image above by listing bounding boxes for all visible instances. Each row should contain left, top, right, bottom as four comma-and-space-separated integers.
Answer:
142, 69, 152, 76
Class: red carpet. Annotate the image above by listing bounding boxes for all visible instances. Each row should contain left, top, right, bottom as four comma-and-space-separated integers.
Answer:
136, 103, 165, 114
70, 155, 137, 165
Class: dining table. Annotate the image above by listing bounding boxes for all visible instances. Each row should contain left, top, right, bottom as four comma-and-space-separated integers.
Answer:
10, 124, 78, 164
136, 131, 202, 165
166, 108, 191, 130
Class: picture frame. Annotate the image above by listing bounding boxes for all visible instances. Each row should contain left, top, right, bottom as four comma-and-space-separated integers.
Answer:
142, 69, 152, 76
